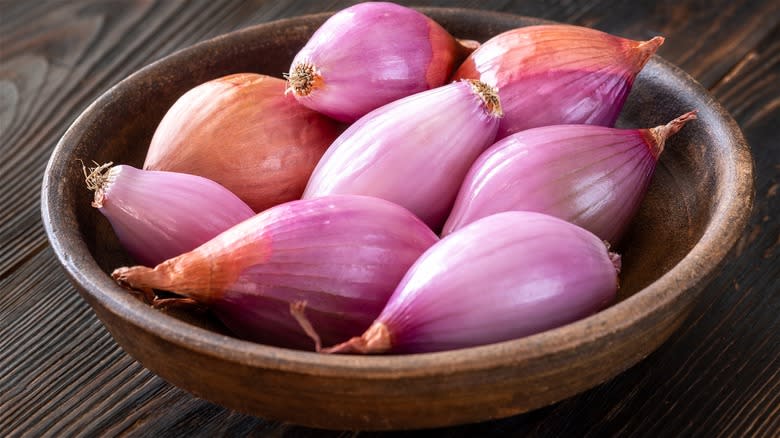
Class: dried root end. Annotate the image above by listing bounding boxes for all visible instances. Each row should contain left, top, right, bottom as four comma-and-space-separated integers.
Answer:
648, 110, 698, 158
284, 62, 322, 97
321, 322, 392, 355
609, 252, 622, 275
603, 240, 622, 275
466, 79, 503, 118
80, 160, 114, 208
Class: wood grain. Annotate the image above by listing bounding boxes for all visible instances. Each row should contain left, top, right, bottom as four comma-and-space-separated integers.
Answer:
1, 0, 778, 436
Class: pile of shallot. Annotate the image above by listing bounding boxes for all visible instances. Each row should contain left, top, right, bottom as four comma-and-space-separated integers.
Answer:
87, 2, 697, 354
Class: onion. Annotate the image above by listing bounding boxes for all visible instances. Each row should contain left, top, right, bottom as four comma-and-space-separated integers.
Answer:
443, 111, 698, 243
285, 2, 475, 123
112, 195, 439, 350
323, 211, 620, 354
143, 73, 340, 213
453, 24, 664, 139
303, 79, 502, 230
83, 162, 254, 267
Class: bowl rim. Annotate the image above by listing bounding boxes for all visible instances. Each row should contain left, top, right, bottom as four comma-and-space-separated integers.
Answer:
41, 8, 755, 378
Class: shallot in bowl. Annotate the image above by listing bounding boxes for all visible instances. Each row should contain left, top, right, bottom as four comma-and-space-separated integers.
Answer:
41, 9, 753, 430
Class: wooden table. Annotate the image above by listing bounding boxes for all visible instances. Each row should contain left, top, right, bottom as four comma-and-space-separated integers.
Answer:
2, 1, 778, 436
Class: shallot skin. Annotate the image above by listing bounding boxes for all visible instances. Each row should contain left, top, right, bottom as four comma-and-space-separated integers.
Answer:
443, 112, 698, 243
326, 211, 620, 354
88, 164, 254, 267
112, 195, 439, 350
302, 80, 502, 230
143, 73, 340, 213
453, 25, 663, 138
286, 2, 470, 123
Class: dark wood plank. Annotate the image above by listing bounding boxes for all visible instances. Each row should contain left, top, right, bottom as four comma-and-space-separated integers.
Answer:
1, 0, 778, 436
0, 0, 270, 278
569, 0, 780, 88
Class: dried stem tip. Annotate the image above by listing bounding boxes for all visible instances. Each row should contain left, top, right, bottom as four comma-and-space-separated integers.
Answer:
321, 322, 392, 354
81, 160, 113, 208
466, 79, 503, 118
637, 36, 665, 55
648, 110, 698, 158
631, 36, 665, 69
602, 240, 622, 274
285, 62, 322, 97
659, 110, 698, 137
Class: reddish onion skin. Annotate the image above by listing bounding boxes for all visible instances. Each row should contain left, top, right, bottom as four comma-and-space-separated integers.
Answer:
143, 73, 340, 212
85, 164, 254, 267
453, 25, 664, 138
442, 111, 698, 243
112, 195, 439, 350
325, 211, 620, 354
302, 80, 502, 230
286, 2, 474, 123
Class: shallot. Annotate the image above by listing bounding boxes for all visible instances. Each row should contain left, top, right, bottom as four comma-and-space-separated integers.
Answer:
83, 162, 254, 267
143, 73, 340, 212
453, 24, 664, 138
443, 111, 698, 243
303, 79, 502, 230
285, 2, 475, 122
112, 195, 439, 350
324, 211, 621, 354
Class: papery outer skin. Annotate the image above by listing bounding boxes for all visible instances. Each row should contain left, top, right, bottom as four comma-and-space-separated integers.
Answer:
443, 124, 657, 244
377, 211, 618, 353
98, 165, 254, 267
302, 80, 500, 230
116, 195, 438, 350
143, 73, 340, 212
453, 25, 661, 138
288, 2, 464, 123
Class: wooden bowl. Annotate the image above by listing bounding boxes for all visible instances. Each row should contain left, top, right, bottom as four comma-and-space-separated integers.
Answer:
41, 9, 754, 430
